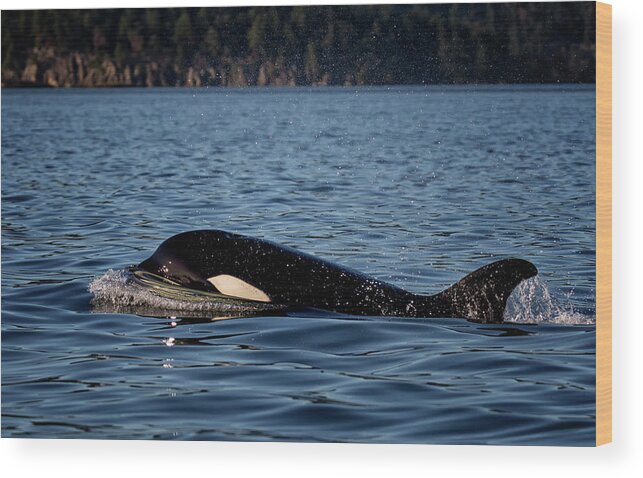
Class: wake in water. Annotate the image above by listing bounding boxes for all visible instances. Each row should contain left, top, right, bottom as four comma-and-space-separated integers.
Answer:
89, 269, 286, 318
504, 276, 595, 325
90, 269, 594, 325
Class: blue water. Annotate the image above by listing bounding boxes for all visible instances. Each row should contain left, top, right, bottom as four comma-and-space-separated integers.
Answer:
2, 85, 596, 444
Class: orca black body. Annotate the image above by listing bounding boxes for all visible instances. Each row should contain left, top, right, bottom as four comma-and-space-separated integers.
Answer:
136, 230, 537, 323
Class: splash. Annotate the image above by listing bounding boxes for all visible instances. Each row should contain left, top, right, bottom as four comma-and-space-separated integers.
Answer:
503, 276, 595, 325
88, 269, 285, 318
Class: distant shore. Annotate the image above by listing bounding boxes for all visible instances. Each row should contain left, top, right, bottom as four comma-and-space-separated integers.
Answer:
2, 4, 596, 88
0, 81, 597, 89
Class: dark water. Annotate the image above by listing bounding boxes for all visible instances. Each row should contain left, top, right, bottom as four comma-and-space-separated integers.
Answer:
2, 85, 595, 444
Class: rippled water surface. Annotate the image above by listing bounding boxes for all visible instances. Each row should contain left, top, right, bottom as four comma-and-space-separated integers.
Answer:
2, 86, 596, 444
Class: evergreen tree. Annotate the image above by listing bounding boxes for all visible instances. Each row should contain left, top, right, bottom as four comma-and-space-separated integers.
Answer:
174, 9, 193, 67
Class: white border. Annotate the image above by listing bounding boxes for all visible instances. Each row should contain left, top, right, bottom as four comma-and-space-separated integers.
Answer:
1, 0, 641, 477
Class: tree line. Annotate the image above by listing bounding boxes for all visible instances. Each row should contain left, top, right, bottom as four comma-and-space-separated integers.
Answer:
1, 3, 596, 87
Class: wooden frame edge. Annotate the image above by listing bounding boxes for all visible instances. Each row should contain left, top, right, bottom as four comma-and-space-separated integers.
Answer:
595, 1, 612, 447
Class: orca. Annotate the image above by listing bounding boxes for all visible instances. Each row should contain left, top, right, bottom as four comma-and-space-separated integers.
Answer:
136, 230, 537, 324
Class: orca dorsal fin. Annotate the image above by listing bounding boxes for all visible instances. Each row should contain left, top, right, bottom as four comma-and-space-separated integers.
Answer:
432, 259, 538, 323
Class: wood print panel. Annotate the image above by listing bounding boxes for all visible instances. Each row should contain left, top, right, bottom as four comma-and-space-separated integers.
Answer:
596, 1, 612, 446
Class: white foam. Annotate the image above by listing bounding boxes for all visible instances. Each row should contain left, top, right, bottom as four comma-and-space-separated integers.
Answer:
504, 276, 595, 325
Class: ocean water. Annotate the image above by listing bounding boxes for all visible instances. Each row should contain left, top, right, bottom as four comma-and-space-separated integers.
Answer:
2, 85, 596, 444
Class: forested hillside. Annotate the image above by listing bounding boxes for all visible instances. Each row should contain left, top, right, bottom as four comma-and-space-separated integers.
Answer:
1, 3, 596, 87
